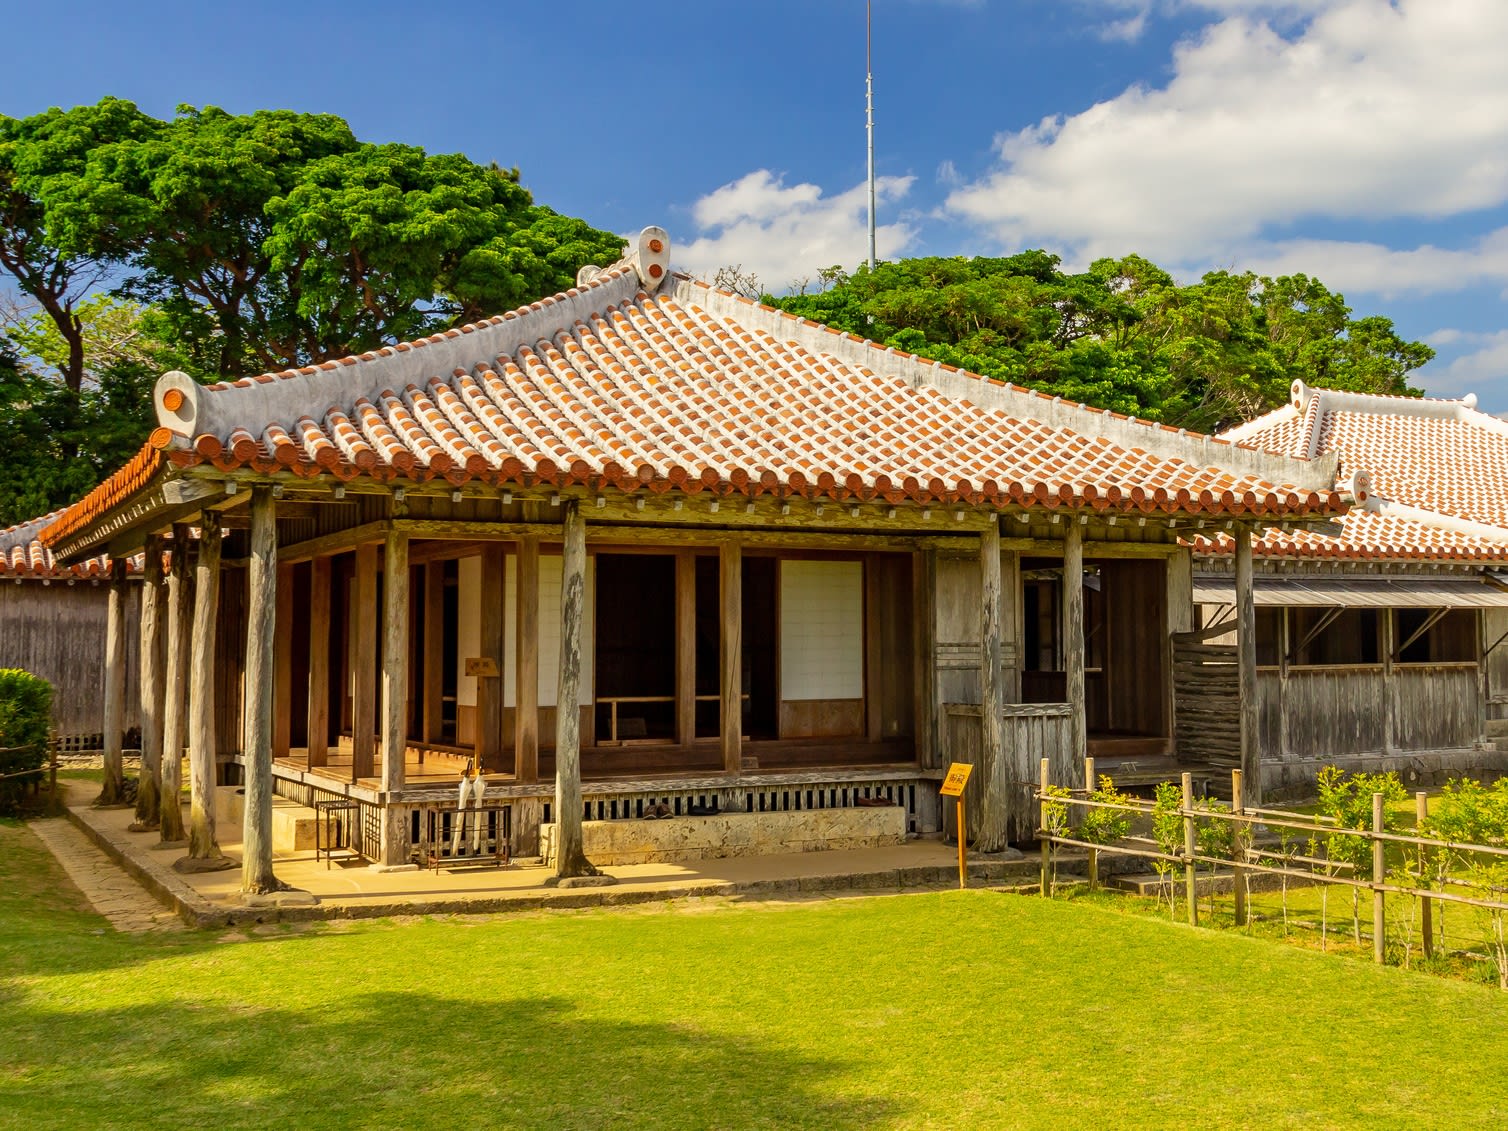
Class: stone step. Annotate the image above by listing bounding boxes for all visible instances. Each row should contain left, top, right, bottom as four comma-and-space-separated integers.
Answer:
214, 786, 319, 853
1485, 717, 1508, 739
1110, 868, 1325, 897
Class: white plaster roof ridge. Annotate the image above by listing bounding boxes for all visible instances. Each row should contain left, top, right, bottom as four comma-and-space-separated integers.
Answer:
1289, 378, 1505, 432
1219, 403, 1300, 447
670, 276, 1340, 493
152, 264, 644, 449
0, 510, 63, 554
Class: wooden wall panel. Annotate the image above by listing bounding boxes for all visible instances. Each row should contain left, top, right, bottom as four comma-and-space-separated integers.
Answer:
779, 698, 863, 738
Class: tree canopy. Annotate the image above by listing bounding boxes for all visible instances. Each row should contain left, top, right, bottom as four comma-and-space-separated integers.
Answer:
768, 253, 1433, 432
0, 98, 626, 521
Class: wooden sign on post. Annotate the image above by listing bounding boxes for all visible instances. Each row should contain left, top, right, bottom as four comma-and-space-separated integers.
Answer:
464, 656, 499, 678
940, 762, 973, 890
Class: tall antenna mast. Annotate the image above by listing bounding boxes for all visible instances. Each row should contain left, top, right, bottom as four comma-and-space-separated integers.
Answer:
866, 0, 877, 271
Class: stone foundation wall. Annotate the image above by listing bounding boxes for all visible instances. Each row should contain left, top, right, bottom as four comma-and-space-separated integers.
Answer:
540, 805, 907, 866
1261, 746, 1508, 802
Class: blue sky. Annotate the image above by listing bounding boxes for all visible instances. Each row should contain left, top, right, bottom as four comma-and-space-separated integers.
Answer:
4, 0, 1507, 410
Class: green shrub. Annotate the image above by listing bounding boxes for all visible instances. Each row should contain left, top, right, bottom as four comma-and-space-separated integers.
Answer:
1078, 776, 1132, 845
0, 669, 53, 812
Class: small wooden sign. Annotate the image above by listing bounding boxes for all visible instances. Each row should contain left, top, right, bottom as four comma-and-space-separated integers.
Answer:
464, 656, 499, 677
940, 762, 973, 797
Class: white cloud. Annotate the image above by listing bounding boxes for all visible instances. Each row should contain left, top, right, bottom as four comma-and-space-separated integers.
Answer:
1230, 227, 1508, 299
948, 1, 1508, 266
1097, 6, 1150, 42
676, 170, 919, 292
1421, 329, 1508, 400
936, 159, 961, 186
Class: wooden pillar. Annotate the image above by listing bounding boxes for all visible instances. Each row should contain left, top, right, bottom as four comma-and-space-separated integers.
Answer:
306, 556, 331, 767
273, 563, 294, 758
478, 544, 506, 773
676, 550, 697, 747
719, 537, 743, 774
977, 521, 1008, 852
1063, 520, 1086, 776
553, 501, 598, 878
422, 562, 445, 744
132, 536, 165, 828
351, 543, 378, 781
181, 510, 226, 866
1165, 548, 1193, 751
1381, 606, 1396, 756
98, 558, 129, 805
242, 486, 280, 893
513, 537, 539, 779
379, 526, 410, 867
913, 547, 939, 770
158, 527, 192, 844
1235, 525, 1260, 807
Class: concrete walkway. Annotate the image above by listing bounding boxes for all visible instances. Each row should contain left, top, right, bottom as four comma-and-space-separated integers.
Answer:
27, 817, 185, 934
62, 796, 1039, 929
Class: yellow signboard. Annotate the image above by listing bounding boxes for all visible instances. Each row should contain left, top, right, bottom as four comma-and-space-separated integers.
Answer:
940, 762, 973, 797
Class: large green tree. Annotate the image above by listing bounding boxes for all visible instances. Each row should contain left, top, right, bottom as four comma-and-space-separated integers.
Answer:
771, 253, 1432, 431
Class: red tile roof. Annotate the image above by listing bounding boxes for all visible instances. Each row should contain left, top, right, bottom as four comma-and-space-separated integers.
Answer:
39, 233, 1347, 551
0, 511, 137, 580
1206, 381, 1508, 561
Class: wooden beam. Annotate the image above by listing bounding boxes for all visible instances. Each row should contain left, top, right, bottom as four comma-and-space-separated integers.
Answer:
351, 542, 378, 780
1235, 526, 1260, 807
553, 501, 599, 878
391, 517, 947, 553
379, 526, 410, 867
132, 536, 165, 829
277, 520, 390, 564
158, 529, 191, 844
272, 562, 294, 759
513, 536, 540, 780
306, 556, 331, 767
478, 543, 507, 772
999, 538, 1182, 558
676, 550, 696, 746
185, 510, 224, 862
99, 559, 128, 805
241, 486, 280, 893
422, 562, 445, 744
977, 521, 1009, 852
1063, 521, 1086, 776
719, 537, 743, 774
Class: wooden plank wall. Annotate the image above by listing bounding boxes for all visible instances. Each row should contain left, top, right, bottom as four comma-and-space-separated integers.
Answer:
1391, 665, 1480, 751
0, 582, 142, 738
1486, 608, 1508, 722
1171, 632, 1240, 763
943, 702, 1072, 844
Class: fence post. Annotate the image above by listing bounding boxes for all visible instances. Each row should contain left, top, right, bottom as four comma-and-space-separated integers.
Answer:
1232, 768, 1248, 927
1415, 791, 1433, 960
1084, 755, 1097, 892
1039, 758, 1051, 899
1182, 772, 1197, 927
1372, 792, 1386, 964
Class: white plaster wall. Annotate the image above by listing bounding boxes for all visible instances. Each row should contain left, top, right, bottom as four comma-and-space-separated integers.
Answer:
503, 553, 594, 708
780, 560, 863, 700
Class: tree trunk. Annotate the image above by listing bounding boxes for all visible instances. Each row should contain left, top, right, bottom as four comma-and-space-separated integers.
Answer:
132, 536, 165, 828
158, 529, 191, 844
1063, 521, 1086, 774
241, 488, 284, 893
178, 510, 230, 870
553, 502, 598, 879
97, 559, 128, 806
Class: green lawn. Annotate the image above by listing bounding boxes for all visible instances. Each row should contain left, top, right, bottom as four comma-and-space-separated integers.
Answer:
3, 818, 1507, 1130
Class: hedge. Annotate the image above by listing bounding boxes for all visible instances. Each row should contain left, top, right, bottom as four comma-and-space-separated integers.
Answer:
0, 668, 53, 811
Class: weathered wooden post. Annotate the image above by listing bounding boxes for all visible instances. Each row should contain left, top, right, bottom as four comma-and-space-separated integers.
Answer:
178, 510, 230, 872
1373, 791, 1386, 964
977, 520, 1008, 852
1182, 771, 1198, 927
1417, 791, 1433, 959
378, 525, 410, 869
513, 536, 542, 854
719, 536, 743, 776
98, 558, 129, 806
306, 556, 331, 767
1063, 521, 1085, 770
477, 543, 505, 772
553, 501, 601, 881
132, 536, 165, 829
351, 542, 378, 780
158, 528, 191, 844
1084, 755, 1097, 891
1039, 757, 1051, 898
1235, 526, 1260, 807
1232, 768, 1248, 927
241, 487, 283, 894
